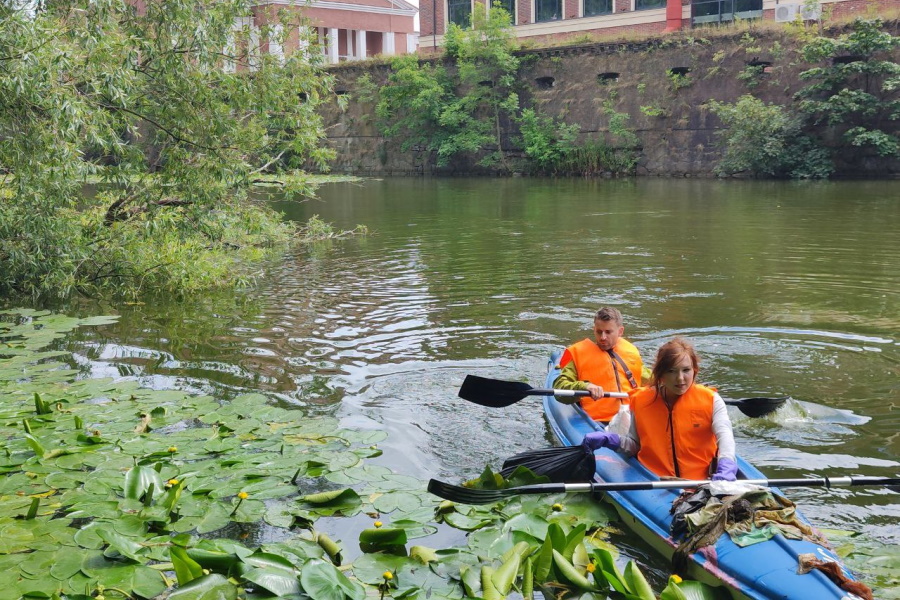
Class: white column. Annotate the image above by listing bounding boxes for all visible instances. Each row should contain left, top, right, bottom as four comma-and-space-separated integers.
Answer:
383, 31, 395, 56
356, 29, 367, 60
347, 29, 354, 59
407, 33, 418, 54
327, 27, 339, 63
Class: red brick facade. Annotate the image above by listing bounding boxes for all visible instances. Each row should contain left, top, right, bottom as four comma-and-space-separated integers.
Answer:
419, 0, 899, 50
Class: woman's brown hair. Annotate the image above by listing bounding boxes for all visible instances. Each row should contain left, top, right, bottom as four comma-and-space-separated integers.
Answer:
650, 337, 700, 388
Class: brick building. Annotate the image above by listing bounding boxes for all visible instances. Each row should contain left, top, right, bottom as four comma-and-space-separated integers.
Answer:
252, 0, 418, 63
418, 0, 897, 51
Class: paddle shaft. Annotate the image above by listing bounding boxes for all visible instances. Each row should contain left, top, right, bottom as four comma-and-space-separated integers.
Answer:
508, 476, 900, 494
427, 476, 900, 504
534, 389, 628, 399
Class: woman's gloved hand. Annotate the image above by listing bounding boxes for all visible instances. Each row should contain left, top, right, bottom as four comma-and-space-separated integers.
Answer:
582, 432, 621, 452
712, 457, 738, 481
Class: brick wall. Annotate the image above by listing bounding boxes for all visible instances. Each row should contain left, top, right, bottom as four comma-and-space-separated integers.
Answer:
518, 0, 532, 23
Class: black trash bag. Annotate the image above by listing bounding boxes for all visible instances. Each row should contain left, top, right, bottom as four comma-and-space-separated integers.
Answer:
500, 446, 595, 483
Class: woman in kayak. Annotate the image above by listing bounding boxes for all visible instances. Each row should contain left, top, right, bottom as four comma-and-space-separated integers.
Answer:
582, 337, 738, 481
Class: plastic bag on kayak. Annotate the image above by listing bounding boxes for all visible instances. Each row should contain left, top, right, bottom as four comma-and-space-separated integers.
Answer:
606, 400, 631, 437
500, 446, 595, 483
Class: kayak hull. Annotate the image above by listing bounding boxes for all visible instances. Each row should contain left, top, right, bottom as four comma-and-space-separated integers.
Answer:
542, 351, 861, 600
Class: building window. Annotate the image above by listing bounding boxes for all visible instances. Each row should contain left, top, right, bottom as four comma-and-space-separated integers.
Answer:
448, 0, 472, 27
635, 0, 665, 9
494, 0, 516, 22
535, 0, 561, 21
584, 0, 612, 16
691, 0, 761, 24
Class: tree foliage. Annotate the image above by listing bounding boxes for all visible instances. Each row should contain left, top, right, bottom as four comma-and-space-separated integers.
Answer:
708, 95, 832, 179
796, 18, 900, 158
711, 18, 898, 178
0, 0, 335, 299
362, 2, 522, 169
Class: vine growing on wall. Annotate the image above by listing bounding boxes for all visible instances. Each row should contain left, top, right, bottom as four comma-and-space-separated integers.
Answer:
710, 18, 898, 179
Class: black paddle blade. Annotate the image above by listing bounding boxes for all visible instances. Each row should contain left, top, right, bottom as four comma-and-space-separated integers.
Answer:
726, 396, 788, 418
427, 479, 512, 504
500, 446, 595, 483
457, 375, 534, 407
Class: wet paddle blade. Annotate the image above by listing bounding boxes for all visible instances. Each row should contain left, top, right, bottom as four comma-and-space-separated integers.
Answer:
725, 396, 788, 418
457, 375, 535, 407
427, 479, 513, 504
500, 446, 595, 482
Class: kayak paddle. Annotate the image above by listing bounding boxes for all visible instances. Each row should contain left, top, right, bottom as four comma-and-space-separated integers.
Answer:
458, 375, 787, 418
428, 476, 900, 505
458, 374, 628, 408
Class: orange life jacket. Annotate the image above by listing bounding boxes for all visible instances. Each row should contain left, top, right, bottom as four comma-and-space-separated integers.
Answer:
559, 338, 643, 421
629, 383, 718, 480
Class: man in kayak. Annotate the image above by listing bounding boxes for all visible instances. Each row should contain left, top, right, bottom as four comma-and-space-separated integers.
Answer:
552, 307, 644, 422
582, 337, 738, 481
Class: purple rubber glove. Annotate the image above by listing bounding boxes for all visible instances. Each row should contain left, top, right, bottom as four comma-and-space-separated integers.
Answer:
582, 432, 621, 452
712, 457, 738, 481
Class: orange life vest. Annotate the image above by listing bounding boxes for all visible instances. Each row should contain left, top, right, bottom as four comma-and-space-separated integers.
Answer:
559, 338, 643, 421
629, 383, 718, 480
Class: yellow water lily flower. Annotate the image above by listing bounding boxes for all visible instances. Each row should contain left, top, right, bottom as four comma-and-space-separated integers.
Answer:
551, 503, 564, 511
382, 571, 393, 580
168, 446, 178, 453
374, 521, 383, 528
669, 574, 683, 584
238, 491, 249, 499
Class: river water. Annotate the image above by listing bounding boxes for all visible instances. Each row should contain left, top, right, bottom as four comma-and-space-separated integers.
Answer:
53, 177, 900, 583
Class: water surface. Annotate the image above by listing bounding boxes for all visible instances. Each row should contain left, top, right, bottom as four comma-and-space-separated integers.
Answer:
52, 177, 900, 582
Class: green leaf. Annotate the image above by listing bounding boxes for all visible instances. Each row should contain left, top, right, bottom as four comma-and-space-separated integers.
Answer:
124, 465, 164, 501
171, 546, 204, 586
359, 527, 408, 554
167, 574, 238, 600
299, 559, 365, 600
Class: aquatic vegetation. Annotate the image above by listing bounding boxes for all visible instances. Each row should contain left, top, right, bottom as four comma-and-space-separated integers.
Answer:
0, 309, 729, 599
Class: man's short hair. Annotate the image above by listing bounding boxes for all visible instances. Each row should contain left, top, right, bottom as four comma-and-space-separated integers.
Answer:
594, 307, 623, 326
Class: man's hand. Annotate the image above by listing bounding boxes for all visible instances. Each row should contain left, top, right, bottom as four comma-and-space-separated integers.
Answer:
586, 383, 605, 399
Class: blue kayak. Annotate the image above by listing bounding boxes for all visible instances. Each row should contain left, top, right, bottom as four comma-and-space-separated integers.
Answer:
542, 351, 862, 600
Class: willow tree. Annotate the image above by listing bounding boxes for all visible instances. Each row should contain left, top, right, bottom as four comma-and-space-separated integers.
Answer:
0, 0, 335, 299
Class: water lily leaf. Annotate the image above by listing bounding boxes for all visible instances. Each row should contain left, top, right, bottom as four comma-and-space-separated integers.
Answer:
171, 501, 232, 534
299, 488, 361, 509
385, 519, 438, 539
468, 528, 515, 560
80, 551, 166, 597
124, 465, 164, 502
238, 551, 299, 572
623, 560, 655, 600
23, 434, 46, 458
503, 513, 549, 540
660, 579, 723, 600
0, 521, 36, 554
349, 553, 410, 585
49, 547, 84, 581
96, 526, 146, 562
359, 527, 408, 554
299, 559, 365, 600
231, 498, 267, 523
171, 546, 204, 586
242, 567, 302, 596
371, 491, 424, 514
167, 573, 238, 600
409, 545, 439, 564
441, 511, 494, 532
